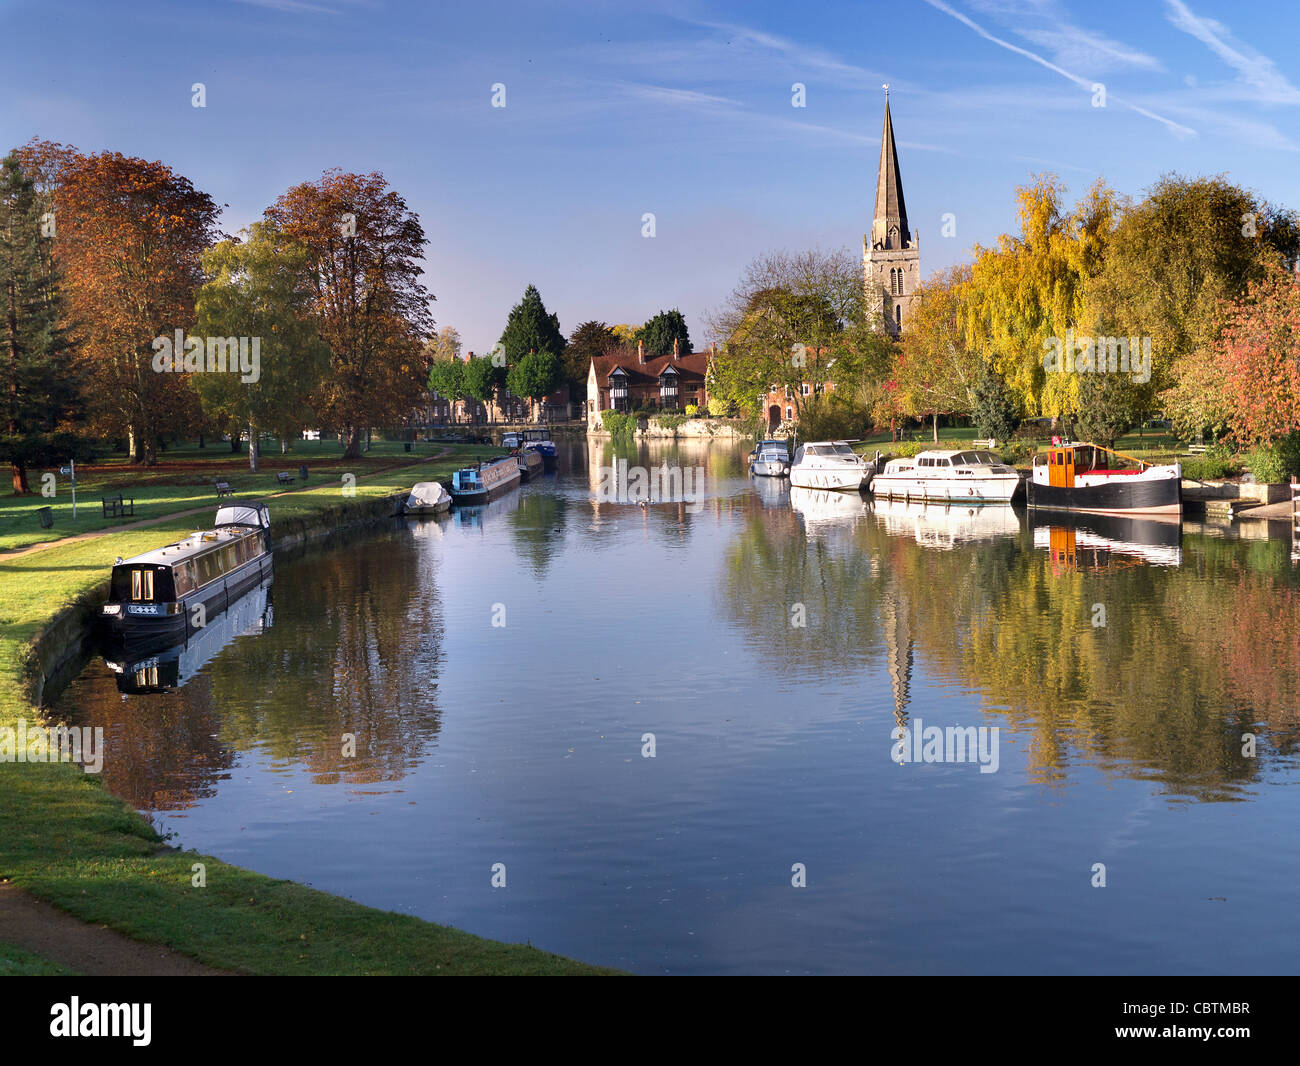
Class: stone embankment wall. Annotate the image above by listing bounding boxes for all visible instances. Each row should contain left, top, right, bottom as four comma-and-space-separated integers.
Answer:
588, 417, 748, 439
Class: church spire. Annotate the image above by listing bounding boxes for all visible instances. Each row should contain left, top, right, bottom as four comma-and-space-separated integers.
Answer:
872, 88, 911, 251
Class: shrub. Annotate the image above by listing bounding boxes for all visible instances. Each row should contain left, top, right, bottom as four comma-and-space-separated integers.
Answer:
655, 413, 687, 431
600, 409, 637, 438
1182, 457, 1234, 481
1245, 443, 1286, 484
996, 441, 1038, 467
684, 404, 698, 417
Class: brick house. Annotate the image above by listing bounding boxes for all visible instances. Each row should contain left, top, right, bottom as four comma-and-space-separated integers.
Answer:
586, 339, 711, 429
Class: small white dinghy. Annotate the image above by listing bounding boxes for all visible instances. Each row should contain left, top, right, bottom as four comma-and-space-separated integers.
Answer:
404, 481, 452, 516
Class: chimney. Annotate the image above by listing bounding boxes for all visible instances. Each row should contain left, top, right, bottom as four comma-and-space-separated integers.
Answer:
637, 339, 644, 365
672, 337, 679, 360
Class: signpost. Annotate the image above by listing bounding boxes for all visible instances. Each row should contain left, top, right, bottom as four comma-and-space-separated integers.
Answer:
59, 460, 76, 519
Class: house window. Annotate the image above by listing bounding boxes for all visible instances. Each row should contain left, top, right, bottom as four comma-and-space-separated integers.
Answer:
896, 305, 902, 328
786, 406, 793, 420
801, 384, 810, 397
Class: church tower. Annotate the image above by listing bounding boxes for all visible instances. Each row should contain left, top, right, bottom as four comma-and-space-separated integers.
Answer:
863, 88, 919, 336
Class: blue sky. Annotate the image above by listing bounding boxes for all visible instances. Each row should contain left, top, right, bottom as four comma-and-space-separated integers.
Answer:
2, 0, 1297, 354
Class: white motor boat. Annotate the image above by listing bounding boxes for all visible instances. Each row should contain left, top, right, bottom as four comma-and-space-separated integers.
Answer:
749, 440, 792, 477
872, 449, 1019, 503
873, 497, 1021, 549
404, 481, 452, 516
789, 441, 870, 492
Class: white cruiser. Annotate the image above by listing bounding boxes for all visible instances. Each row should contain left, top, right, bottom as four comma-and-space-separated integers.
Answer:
871, 449, 1019, 503
789, 441, 870, 492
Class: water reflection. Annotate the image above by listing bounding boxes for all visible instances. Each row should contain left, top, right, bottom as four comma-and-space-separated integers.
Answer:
52, 525, 446, 806
720, 492, 1299, 800
872, 498, 1021, 549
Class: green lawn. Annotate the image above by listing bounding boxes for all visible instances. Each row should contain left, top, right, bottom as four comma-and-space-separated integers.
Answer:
0, 438, 500, 552
0, 940, 77, 976
0, 442, 615, 975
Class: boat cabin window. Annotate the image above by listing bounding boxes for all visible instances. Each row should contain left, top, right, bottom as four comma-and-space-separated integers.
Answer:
832, 444, 856, 457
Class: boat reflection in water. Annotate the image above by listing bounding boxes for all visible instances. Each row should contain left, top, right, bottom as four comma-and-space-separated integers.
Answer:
451, 487, 523, 531
752, 473, 791, 510
1031, 511, 1183, 573
872, 497, 1021, 550
103, 577, 274, 694
789, 486, 869, 535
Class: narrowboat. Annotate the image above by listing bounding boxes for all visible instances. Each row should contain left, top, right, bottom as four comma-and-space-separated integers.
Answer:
99, 503, 272, 649
789, 441, 871, 491
749, 440, 792, 477
403, 481, 451, 516
515, 445, 544, 481
871, 449, 1020, 502
449, 455, 521, 503
522, 428, 557, 469
1027, 442, 1182, 516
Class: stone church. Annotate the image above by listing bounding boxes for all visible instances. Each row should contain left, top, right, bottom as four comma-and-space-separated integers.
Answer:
863, 91, 919, 335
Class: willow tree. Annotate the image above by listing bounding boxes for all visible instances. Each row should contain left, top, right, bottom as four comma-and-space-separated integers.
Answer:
960, 176, 1121, 420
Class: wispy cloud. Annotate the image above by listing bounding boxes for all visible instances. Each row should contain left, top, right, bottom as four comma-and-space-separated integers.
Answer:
1164, 0, 1300, 105
969, 0, 1164, 73
922, 0, 1197, 138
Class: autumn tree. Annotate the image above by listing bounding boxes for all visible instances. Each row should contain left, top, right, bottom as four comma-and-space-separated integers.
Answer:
194, 221, 330, 470
265, 169, 435, 459
53, 149, 218, 464
960, 176, 1121, 419
425, 325, 461, 364
895, 265, 982, 441
0, 152, 87, 492
1182, 268, 1300, 445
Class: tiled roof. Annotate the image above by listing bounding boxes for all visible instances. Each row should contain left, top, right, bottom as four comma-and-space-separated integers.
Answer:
591, 350, 710, 386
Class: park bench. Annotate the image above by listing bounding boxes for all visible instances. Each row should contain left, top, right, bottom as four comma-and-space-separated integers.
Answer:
276, 471, 295, 485
215, 481, 233, 498
101, 493, 134, 519
973, 438, 997, 449
1187, 444, 1208, 455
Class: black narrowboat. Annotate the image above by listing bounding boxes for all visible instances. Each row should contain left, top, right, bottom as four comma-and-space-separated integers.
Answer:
99, 503, 272, 650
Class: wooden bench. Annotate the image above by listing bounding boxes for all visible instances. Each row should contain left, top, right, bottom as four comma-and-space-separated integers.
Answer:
1187, 444, 1208, 455
215, 481, 233, 498
276, 471, 295, 485
973, 438, 997, 449
101, 493, 134, 519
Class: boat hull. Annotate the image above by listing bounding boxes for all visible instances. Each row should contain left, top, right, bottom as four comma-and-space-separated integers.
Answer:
789, 468, 864, 491
872, 474, 1019, 503
751, 460, 790, 477
1027, 474, 1182, 515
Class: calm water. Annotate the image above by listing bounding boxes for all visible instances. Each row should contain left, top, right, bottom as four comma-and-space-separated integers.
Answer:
52, 439, 1300, 974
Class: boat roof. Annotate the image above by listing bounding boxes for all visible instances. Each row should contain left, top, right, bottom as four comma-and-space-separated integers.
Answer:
121, 525, 257, 568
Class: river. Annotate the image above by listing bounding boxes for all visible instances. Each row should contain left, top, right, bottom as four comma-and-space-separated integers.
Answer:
51, 437, 1300, 974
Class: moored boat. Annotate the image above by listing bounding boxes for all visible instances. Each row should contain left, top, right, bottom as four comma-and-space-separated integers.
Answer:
450, 455, 521, 502
1027, 442, 1181, 516
515, 445, 544, 481
749, 439, 792, 477
871, 449, 1019, 503
789, 440, 870, 492
99, 503, 272, 650
523, 428, 557, 469
403, 481, 451, 516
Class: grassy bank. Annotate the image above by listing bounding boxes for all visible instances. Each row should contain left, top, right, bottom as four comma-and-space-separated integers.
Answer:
0, 445, 615, 975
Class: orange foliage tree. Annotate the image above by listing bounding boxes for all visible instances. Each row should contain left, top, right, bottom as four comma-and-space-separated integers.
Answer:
50, 147, 218, 463
265, 170, 434, 458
